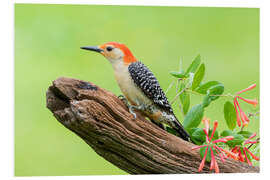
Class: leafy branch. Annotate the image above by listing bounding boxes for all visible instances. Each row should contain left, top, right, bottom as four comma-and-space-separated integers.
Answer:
166, 55, 260, 173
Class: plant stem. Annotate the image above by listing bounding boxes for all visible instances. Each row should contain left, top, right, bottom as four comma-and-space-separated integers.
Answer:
247, 138, 260, 149
186, 89, 234, 98
171, 87, 186, 104
165, 80, 175, 95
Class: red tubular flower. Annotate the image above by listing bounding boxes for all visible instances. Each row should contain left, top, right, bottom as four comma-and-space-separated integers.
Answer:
246, 133, 257, 141
229, 147, 240, 160
233, 98, 242, 127
198, 146, 208, 172
237, 96, 258, 108
209, 147, 220, 173
233, 84, 258, 127
244, 147, 260, 161
234, 97, 249, 127
244, 133, 258, 145
202, 117, 210, 143
236, 84, 256, 95
215, 145, 238, 160
242, 133, 260, 165
203, 128, 210, 143
243, 149, 252, 166
214, 159, 219, 173
209, 121, 218, 142
210, 147, 215, 170
227, 133, 259, 165
244, 141, 257, 144
212, 136, 234, 143
238, 150, 245, 162
240, 110, 249, 126
202, 117, 210, 132
191, 144, 208, 150
192, 120, 235, 173
214, 146, 225, 163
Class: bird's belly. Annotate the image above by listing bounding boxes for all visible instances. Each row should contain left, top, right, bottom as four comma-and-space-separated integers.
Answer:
115, 71, 152, 106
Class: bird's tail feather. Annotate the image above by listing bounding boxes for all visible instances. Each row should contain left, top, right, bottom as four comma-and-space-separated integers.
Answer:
171, 117, 190, 141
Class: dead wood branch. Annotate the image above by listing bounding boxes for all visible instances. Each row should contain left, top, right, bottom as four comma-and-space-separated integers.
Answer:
46, 77, 259, 174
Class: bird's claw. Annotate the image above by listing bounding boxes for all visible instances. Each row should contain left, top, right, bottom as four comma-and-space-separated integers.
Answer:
129, 107, 137, 119
118, 95, 129, 105
118, 95, 137, 119
118, 94, 125, 99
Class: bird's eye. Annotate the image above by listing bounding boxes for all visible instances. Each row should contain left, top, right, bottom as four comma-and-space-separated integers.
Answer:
106, 46, 113, 51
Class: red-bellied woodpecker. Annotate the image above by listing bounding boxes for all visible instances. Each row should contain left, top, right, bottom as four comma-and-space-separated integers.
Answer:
81, 42, 190, 141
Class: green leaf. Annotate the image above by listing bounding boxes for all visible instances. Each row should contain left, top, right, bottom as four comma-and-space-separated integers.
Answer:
200, 145, 216, 162
179, 83, 190, 115
207, 83, 224, 101
191, 128, 219, 144
183, 104, 204, 129
201, 83, 224, 108
195, 81, 221, 94
238, 131, 254, 138
221, 130, 245, 147
192, 63, 205, 90
209, 129, 219, 141
227, 136, 245, 147
191, 128, 206, 143
188, 127, 198, 135
189, 128, 203, 145
170, 71, 187, 78
191, 138, 204, 145
180, 92, 190, 115
190, 127, 219, 143
224, 101, 237, 130
185, 55, 201, 76
202, 95, 212, 108
220, 130, 234, 137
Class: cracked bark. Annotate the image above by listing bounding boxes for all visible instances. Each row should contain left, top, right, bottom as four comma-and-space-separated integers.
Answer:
46, 77, 259, 174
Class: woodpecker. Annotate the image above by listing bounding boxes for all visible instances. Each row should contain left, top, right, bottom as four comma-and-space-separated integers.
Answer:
81, 42, 190, 141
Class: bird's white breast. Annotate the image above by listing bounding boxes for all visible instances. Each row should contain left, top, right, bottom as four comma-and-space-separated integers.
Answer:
112, 60, 152, 106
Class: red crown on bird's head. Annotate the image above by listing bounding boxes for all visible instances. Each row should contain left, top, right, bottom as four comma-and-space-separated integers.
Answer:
100, 42, 137, 64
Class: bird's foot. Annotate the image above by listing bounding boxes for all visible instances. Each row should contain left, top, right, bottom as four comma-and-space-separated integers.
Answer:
118, 95, 129, 107
128, 104, 147, 119
128, 106, 137, 119
118, 95, 145, 119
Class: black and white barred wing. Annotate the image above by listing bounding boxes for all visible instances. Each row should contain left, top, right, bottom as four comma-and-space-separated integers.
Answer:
128, 61, 172, 112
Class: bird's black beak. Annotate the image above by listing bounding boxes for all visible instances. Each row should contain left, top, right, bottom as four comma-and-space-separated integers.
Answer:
80, 46, 103, 53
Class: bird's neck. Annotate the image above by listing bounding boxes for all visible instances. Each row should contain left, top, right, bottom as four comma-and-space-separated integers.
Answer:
111, 58, 129, 72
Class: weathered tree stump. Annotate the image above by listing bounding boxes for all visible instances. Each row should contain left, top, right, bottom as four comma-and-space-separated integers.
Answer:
46, 77, 259, 174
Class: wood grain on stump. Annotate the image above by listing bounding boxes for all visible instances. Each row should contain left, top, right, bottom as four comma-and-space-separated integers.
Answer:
46, 77, 259, 174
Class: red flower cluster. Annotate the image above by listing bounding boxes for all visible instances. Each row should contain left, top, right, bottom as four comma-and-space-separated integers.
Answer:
233, 84, 258, 127
192, 119, 236, 173
228, 133, 259, 165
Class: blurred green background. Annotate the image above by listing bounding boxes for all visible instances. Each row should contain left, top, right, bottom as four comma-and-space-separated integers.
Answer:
15, 4, 259, 176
